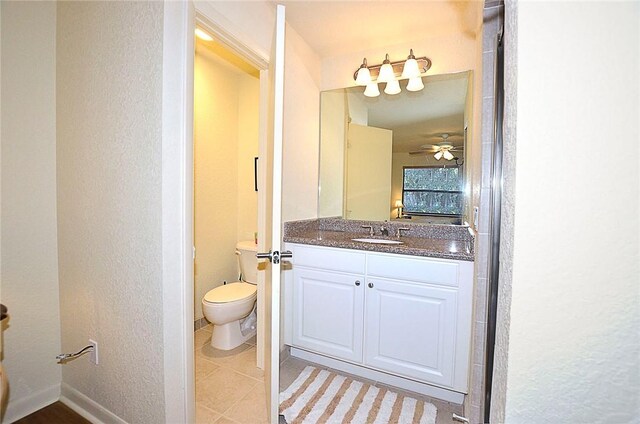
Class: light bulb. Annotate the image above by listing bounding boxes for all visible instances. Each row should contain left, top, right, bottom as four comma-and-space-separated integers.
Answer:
195, 28, 213, 41
377, 54, 396, 83
384, 79, 401, 95
443, 150, 454, 160
364, 82, 380, 97
434, 151, 443, 160
406, 76, 424, 92
355, 58, 371, 86
401, 49, 421, 79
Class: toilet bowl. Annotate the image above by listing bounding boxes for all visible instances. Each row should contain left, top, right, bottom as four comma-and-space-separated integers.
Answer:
202, 241, 258, 350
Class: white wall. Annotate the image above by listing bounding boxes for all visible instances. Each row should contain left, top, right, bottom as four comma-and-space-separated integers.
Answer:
56, 2, 166, 422
281, 24, 321, 222
0, 3, 61, 422
321, 32, 478, 91
194, 47, 259, 320
199, 1, 320, 224
495, 2, 639, 423
237, 76, 260, 242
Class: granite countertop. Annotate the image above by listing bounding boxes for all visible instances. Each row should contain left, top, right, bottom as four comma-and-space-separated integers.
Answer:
284, 229, 474, 262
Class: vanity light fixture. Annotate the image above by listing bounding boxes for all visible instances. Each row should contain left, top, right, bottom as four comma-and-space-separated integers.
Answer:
353, 50, 431, 97
364, 82, 380, 97
384, 80, 401, 95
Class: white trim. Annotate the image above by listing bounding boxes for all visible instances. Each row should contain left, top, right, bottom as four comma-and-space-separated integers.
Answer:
161, 1, 195, 423
2, 383, 60, 424
192, 2, 270, 69
291, 348, 465, 405
59, 383, 127, 424
195, 13, 268, 71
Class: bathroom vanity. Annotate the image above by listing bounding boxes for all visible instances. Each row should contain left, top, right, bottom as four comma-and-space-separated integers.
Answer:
282, 219, 475, 404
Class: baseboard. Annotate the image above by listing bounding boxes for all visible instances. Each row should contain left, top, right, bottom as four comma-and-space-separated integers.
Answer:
59, 383, 127, 424
2, 383, 60, 424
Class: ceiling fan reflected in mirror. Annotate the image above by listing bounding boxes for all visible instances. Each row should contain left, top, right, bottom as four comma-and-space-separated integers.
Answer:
409, 133, 463, 161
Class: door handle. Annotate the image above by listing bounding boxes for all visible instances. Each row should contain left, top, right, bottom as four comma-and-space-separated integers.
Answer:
368, 282, 374, 288
256, 250, 293, 265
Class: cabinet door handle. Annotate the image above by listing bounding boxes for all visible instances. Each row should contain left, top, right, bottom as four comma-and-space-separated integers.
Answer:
355, 280, 361, 286
368, 282, 374, 288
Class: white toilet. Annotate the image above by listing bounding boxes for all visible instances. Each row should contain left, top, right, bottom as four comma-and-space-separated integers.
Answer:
202, 241, 258, 350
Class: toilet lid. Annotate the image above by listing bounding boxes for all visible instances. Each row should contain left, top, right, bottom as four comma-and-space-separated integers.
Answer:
204, 282, 256, 303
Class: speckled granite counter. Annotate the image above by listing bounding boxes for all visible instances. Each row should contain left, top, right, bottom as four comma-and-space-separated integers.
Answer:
283, 218, 475, 262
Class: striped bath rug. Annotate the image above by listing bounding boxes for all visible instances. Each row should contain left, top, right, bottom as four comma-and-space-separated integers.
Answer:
279, 366, 437, 424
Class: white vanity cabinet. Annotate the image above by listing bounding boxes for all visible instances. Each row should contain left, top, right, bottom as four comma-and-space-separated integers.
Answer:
292, 267, 365, 362
284, 243, 474, 402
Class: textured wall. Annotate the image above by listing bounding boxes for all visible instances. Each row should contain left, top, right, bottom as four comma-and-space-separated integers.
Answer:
56, 2, 165, 422
0, 3, 61, 421
497, 2, 639, 422
236, 76, 260, 242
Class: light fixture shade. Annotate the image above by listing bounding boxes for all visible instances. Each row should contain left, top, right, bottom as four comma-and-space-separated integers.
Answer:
377, 54, 396, 83
364, 82, 380, 97
402, 49, 421, 79
443, 150, 454, 160
406, 76, 424, 92
434, 151, 444, 160
384, 79, 401, 95
394, 200, 404, 208
355, 58, 371, 86
401, 58, 420, 79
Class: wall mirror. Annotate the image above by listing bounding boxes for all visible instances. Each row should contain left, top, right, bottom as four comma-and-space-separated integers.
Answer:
318, 71, 471, 225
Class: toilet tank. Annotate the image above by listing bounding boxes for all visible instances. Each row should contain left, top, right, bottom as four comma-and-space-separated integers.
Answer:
236, 241, 258, 284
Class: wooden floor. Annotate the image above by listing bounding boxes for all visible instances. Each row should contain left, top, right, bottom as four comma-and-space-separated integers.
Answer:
14, 402, 89, 424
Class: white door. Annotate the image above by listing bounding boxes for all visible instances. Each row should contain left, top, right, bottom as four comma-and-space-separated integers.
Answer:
364, 278, 457, 388
345, 124, 393, 220
258, 5, 286, 423
292, 268, 365, 362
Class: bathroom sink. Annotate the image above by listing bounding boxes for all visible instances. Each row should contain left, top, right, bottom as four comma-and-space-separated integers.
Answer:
351, 238, 404, 245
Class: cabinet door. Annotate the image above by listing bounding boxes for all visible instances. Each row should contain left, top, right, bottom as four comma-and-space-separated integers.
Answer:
364, 278, 457, 388
292, 267, 364, 362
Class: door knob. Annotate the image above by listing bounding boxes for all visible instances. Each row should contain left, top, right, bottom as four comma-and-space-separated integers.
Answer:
256, 250, 293, 265
368, 282, 374, 288
355, 280, 361, 286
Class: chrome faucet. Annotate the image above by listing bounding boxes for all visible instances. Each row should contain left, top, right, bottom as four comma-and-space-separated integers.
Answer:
396, 227, 410, 238
361, 225, 374, 237
380, 226, 389, 237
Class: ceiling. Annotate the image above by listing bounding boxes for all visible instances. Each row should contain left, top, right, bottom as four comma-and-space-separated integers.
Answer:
280, 1, 481, 58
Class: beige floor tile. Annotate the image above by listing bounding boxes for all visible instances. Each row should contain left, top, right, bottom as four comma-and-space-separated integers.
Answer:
278, 357, 309, 391
196, 368, 259, 414
197, 341, 252, 365
195, 329, 212, 347
196, 404, 220, 424
214, 417, 239, 424
225, 346, 264, 380
245, 335, 256, 346
224, 383, 268, 424
195, 355, 220, 381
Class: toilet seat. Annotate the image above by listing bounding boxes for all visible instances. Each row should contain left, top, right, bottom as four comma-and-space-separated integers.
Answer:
203, 282, 256, 304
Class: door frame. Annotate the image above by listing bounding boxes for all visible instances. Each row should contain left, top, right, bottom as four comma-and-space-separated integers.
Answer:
161, 2, 271, 422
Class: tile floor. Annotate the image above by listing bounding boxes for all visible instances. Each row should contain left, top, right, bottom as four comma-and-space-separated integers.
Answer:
195, 325, 267, 424
195, 324, 463, 424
